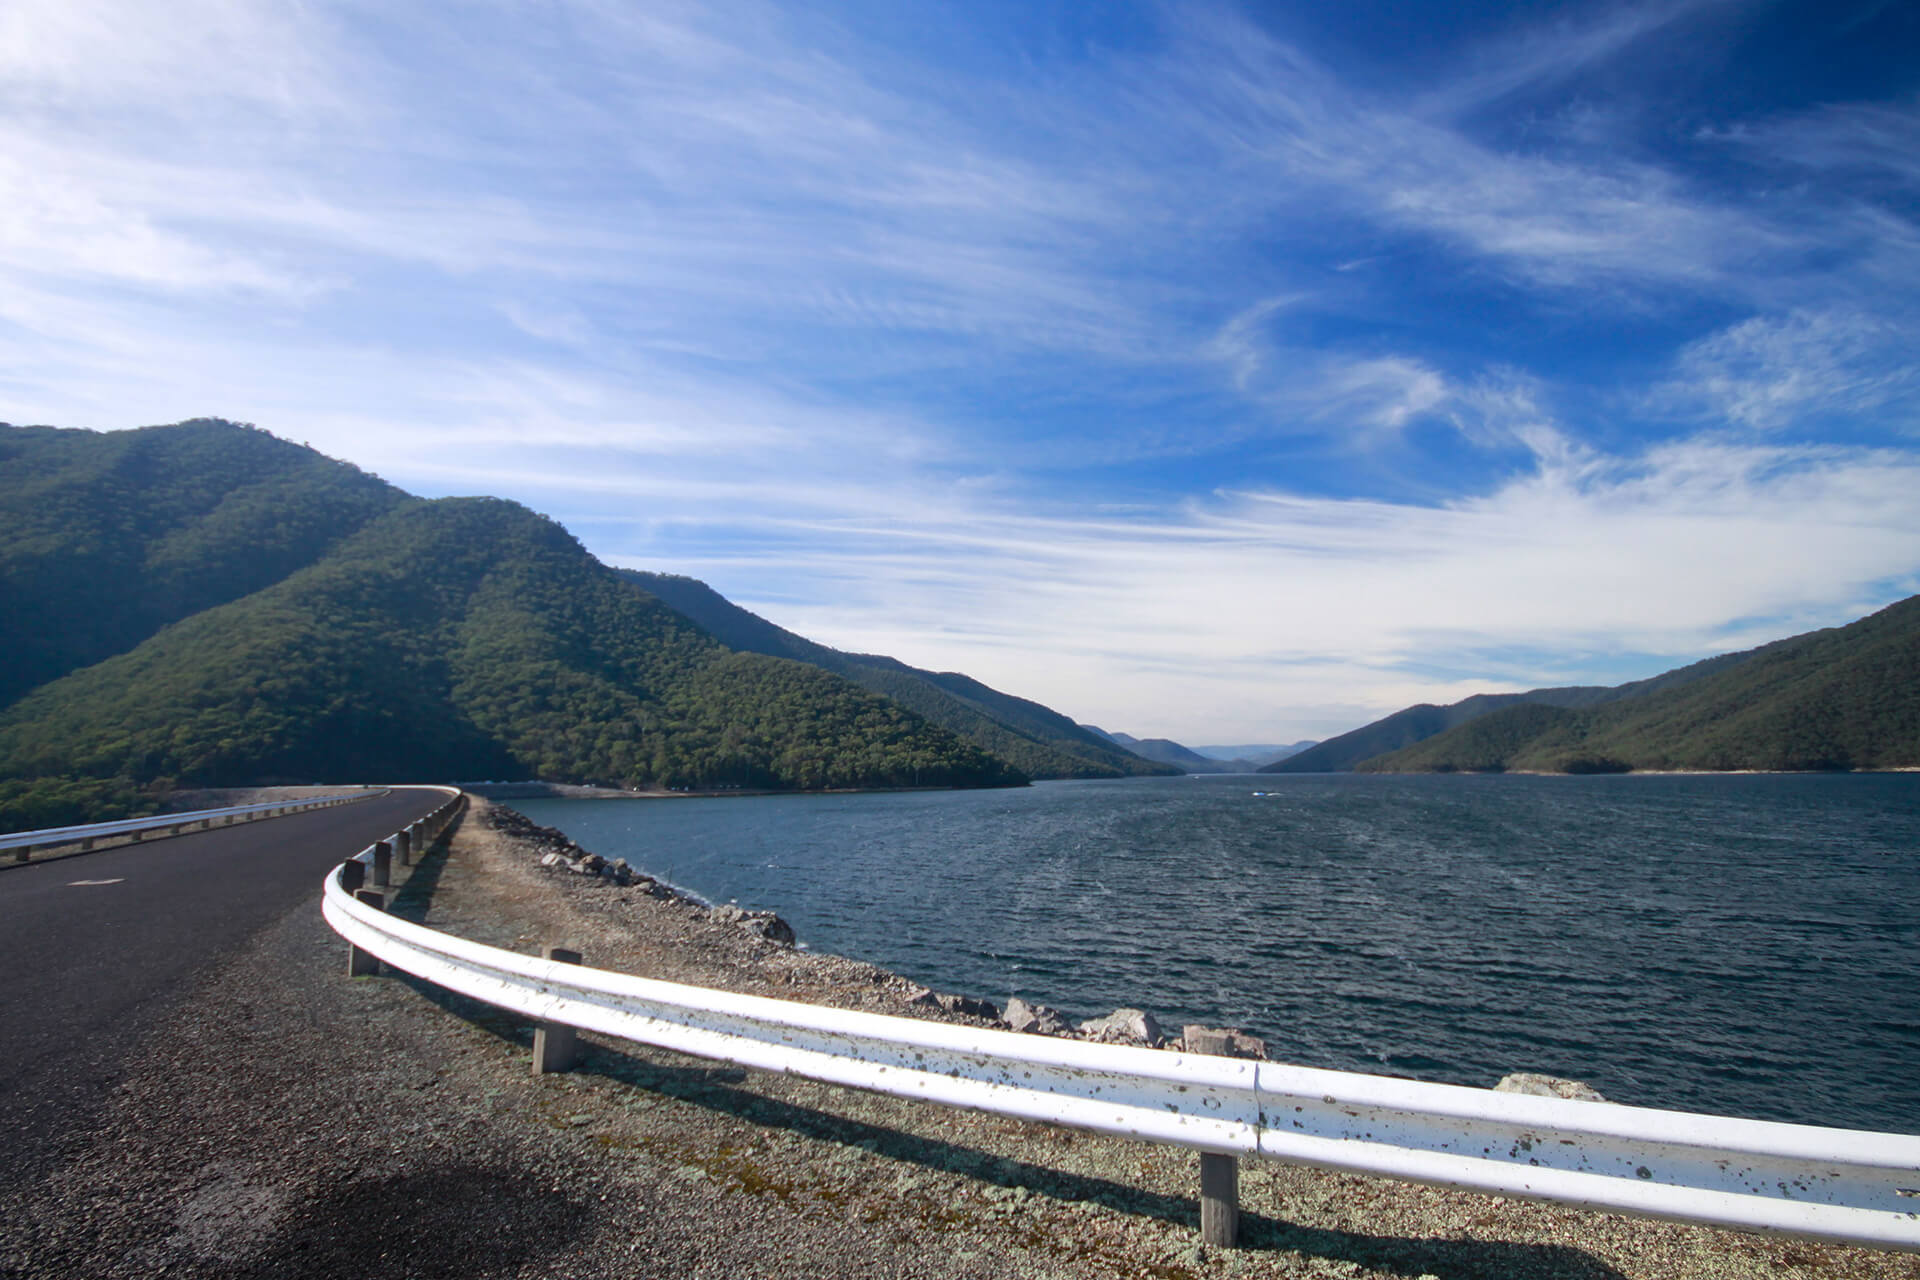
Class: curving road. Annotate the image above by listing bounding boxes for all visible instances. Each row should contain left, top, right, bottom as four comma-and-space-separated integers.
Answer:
0, 787, 445, 1184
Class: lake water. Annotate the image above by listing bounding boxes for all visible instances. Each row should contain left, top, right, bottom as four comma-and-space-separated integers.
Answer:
516, 772, 1920, 1134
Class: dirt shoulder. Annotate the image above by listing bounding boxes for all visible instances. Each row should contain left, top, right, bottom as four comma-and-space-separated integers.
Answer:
6, 798, 1912, 1280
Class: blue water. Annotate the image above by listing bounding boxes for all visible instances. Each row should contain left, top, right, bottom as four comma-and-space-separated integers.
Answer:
517, 772, 1920, 1133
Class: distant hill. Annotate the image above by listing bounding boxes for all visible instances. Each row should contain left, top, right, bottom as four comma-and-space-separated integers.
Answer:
1077, 726, 1302, 772
1263, 649, 1759, 774
1194, 742, 1317, 768
1354, 597, 1920, 773
623, 572, 1174, 780
0, 422, 1034, 825
1079, 727, 1226, 772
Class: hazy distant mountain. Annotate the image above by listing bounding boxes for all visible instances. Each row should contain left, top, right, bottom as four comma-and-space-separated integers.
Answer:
1193, 742, 1318, 768
622, 572, 1175, 780
1358, 596, 1920, 774
1077, 726, 1292, 772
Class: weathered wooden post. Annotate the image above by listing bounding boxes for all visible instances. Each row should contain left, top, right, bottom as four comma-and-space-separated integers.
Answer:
371, 840, 393, 888
1185, 1027, 1242, 1247
1200, 1152, 1239, 1247
532, 946, 583, 1075
347, 889, 385, 976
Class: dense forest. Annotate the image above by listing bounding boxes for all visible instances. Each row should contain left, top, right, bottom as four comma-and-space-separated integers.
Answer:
0, 420, 405, 708
623, 570, 1174, 780
1353, 596, 1920, 774
0, 422, 1041, 827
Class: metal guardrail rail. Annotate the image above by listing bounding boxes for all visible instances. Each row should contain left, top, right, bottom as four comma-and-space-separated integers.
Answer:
321, 801, 1920, 1253
4, 790, 378, 861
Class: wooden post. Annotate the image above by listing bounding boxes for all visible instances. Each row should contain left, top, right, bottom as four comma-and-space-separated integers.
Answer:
371, 840, 392, 888
347, 890, 385, 976
532, 946, 583, 1075
1200, 1152, 1239, 1248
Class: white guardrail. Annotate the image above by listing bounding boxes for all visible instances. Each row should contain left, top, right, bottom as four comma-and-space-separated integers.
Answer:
4, 790, 380, 862
323, 795, 1920, 1253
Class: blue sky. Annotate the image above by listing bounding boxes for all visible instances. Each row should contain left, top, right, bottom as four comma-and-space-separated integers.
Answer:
5, 0, 1920, 742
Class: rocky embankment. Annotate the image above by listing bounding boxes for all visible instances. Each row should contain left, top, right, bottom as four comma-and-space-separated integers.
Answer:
492, 804, 1611, 1100
489, 802, 1282, 1059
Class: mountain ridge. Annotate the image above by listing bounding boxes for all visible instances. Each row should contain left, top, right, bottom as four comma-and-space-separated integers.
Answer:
621, 571, 1175, 780
1343, 599, 1920, 774
0, 422, 1046, 824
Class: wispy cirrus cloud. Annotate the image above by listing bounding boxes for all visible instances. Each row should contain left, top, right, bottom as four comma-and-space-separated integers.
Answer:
1655, 309, 1920, 433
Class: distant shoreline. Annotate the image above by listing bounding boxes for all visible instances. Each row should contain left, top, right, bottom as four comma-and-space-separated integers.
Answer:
457, 780, 994, 802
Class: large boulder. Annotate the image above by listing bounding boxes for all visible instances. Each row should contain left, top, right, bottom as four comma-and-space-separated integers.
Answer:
935, 993, 1001, 1021
1002, 997, 1071, 1036
1179, 1025, 1267, 1059
1494, 1072, 1609, 1102
710, 903, 797, 946
1078, 1008, 1162, 1047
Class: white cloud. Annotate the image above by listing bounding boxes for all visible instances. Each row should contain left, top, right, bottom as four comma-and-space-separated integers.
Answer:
588, 436, 1920, 742
1657, 309, 1920, 432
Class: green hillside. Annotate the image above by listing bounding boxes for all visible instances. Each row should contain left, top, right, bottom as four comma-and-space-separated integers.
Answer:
0, 496, 1025, 801
0, 420, 405, 708
1358, 596, 1920, 773
621, 571, 1173, 779
1265, 648, 1762, 773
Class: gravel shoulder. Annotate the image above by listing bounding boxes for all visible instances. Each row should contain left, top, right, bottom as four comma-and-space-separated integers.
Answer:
5, 797, 1915, 1280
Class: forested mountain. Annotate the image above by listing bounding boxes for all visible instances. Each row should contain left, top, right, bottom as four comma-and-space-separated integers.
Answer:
0, 422, 1030, 826
1354, 597, 1920, 773
621, 571, 1173, 780
1264, 648, 1762, 773
0, 420, 406, 708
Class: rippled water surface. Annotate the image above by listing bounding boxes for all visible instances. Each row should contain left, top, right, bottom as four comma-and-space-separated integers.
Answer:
517, 773, 1920, 1132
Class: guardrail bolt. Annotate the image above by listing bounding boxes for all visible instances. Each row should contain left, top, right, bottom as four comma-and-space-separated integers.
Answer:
1200, 1152, 1239, 1248
532, 946, 583, 1076
347, 890, 386, 976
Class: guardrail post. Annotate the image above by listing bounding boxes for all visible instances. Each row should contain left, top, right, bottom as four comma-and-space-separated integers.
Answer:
371, 840, 392, 888
347, 890, 385, 976
1185, 1027, 1241, 1247
1200, 1152, 1239, 1248
532, 947, 583, 1075
395, 828, 412, 868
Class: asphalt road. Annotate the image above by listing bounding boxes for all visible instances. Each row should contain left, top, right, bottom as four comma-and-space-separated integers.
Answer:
0, 787, 445, 1184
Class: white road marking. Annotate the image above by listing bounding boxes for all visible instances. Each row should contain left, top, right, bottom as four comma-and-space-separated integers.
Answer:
68, 878, 126, 886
